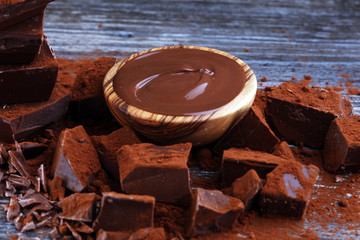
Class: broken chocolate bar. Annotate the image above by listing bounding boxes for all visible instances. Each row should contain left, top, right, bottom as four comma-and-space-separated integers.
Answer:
0, 84, 70, 143
214, 105, 280, 155
93, 192, 155, 232
221, 148, 287, 186
323, 116, 360, 172
266, 82, 353, 148
232, 169, 262, 211
118, 142, 192, 203
259, 161, 319, 219
187, 188, 244, 237
59, 193, 97, 222
0, 40, 58, 105
0, 0, 54, 29
0, 12, 44, 64
91, 126, 141, 180
52, 125, 101, 192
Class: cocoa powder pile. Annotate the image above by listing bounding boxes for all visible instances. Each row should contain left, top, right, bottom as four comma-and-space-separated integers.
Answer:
0, 57, 359, 240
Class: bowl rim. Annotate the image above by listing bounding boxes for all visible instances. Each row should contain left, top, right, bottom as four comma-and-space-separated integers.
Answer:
103, 45, 257, 125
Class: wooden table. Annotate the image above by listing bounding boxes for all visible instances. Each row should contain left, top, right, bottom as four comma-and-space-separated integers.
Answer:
1, 0, 359, 238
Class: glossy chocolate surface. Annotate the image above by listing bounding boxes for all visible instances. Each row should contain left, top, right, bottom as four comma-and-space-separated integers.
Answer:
113, 47, 246, 116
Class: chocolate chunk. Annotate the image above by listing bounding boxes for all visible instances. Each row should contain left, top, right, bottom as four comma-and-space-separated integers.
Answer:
128, 227, 166, 240
0, 0, 54, 29
266, 82, 352, 148
52, 125, 101, 192
221, 148, 287, 186
232, 169, 262, 211
48, 175, 65, 201
65, 221, 82, 240
272, 141, 296, 161
93, 192, 155, 232
187, 188, 244, 236
91, 126, 141, 180
59, 193, 97, 222
19, 141, 47, 159
214, 105, 280, 155
0, 40, 58, 105
0, 12, 44, 64
118, 143, 192, 203
323, 116, 360, 172
96, 229, 130, 240
0, 84, 71, 143
259, 161, 319, 219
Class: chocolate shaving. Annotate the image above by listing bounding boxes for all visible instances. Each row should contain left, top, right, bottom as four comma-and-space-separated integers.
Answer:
37, 164, 47, 193
13, 213, 25, 231
7, 174, 31, 188
21, 220, 36, 232
18, 192, 53, 213
65, 221, 82, 240
6, 196, 20, 221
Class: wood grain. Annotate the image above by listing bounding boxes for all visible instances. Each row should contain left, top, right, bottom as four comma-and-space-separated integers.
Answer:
104, 45, 257, 146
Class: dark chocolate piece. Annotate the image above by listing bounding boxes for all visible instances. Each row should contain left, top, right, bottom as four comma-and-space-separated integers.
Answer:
128, 227, 166, 240
59, 193, 97, 222
214, 105, 280, 155
96, 229, 130, 240
91, 126, 141, 180
232, 169, 262, 211
52, 125, 101, 192
266, 82, 353, 148
221, 148, 287, 187
93, 192, 155, 232
0, 84, 70, 143
19, 141, 47, 159
37, 164, 47, 193
272, 141, 296, 161
64, 222, 82, 240
0, 0, 54, 29
18, 190, 53, 214
14, 213, 25, 231
7, 174, 31, 188
48, 176, 65, 201
118, 142, 192, 203
0, 12, 44, 64
0, 40, 58, 105
187, 188, 244, 237
259, 161, 319, 219
323, 116, 360, 172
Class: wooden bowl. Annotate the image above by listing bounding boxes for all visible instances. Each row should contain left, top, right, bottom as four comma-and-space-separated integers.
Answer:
103, 46, 257, 147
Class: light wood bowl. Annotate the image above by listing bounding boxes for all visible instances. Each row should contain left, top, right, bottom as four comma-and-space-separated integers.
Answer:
103, 46, 257, 147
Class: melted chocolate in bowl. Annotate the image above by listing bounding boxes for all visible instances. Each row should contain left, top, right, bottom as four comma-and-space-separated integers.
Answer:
113, 48, 246, 116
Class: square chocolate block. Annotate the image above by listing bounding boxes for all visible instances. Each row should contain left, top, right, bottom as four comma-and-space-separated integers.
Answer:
91, 126, 141, 180
93, 192, 155, 232
187, 188, 244, 237
0, 0, 54, 29
266, 82, 352, 148
214, 105, 280, 155
221, 148, 287, 186
323, 116, 360, 172
118, 143, 192, 203
52, 125, 101, 192
232, 169, 262, 211
0, 12, 44, 64
259, 161, 319, 219
0, 40, 59, 105
58, 193, 97, 223
0, 84, 70, 143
